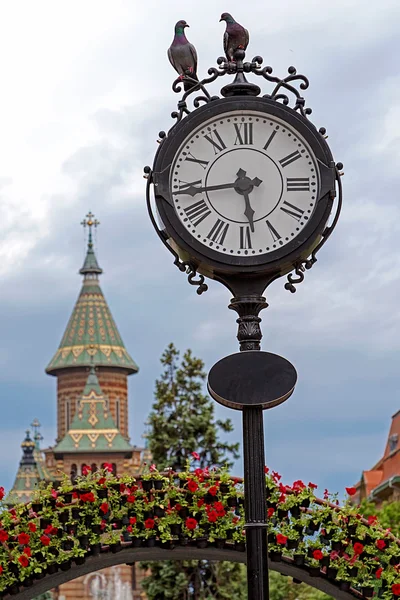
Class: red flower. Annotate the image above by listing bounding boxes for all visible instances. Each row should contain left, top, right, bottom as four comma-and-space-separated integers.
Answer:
40, 535, 50, 546
127, 495, 136, 504
292, 480, 305, 491
353, 542, 364, 555
308, 482, 318, 489
100, 503, 109, 514
0, 565, 3, 574
313, 550, 323, 560
208, 486, 218, 496
376, 539, 386, 550
144, 518, 155, 529
233, 517, 240, 524
207, 510, 218, 523
98, 477, 106, 485
82, 465, 91, 476
103, 463, 113, 473
18, 533, 30, 545
23, 547, 31, 557
276, 534, 287, 545
186, 518, 197, 530
214, 501, 224, 512
264, 466, 269, 474
80, 492, 95, 503
368, 515, 378, 525
187, 480, 199, 493
18, 555, 29, 567
0, 530, 8, 543
392, 584, 400, 596
375, 568, 383, 579
51, 489, 58, 499
197, 499, 204, 508
72, 491, 79, 499
267, 507, 275, 518
174, 504, 182, 511
129, 517, 137, 525
345, 487, 357, 496
127, 525, 132, 533
0, 488, 4, 501
191, 452, 200, 460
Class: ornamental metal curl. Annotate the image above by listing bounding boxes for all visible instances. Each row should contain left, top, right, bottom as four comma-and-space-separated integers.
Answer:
169, 48, 314, 132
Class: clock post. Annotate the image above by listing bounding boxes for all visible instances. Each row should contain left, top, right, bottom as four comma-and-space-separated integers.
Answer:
146, 33, 342, 600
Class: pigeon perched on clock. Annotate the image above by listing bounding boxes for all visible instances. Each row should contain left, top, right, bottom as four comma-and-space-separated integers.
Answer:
168, 20, 198, 91
220, 13, 249, 62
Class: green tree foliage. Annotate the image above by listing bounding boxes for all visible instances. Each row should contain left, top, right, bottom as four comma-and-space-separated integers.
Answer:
269, 572, 333, 600
147, 343, 239, 471
360, 499, 400, 536
142, 343, 242, 599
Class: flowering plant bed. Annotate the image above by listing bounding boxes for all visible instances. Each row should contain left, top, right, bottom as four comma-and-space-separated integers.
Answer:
0, 462, 398, 599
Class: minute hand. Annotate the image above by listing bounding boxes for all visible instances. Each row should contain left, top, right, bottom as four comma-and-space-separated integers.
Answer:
174, 182, 237, 197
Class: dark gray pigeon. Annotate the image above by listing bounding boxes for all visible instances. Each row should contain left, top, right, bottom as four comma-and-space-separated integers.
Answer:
168, 20, 198, 91
220, 13, 249, 61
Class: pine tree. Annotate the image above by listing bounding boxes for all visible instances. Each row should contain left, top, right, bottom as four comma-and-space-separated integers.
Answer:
147, 343, 239, 471
141, 343, 244, 600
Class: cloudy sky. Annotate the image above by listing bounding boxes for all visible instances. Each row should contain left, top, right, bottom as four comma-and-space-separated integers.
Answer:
0, 0, 399, 498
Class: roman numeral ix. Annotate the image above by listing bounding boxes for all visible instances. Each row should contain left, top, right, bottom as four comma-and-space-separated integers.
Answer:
287, 177, 310, 191
204, 129, 226, 154
279, 150, 302, 168
178, 179, 202, 191
207, 219, 229, 245
184, 200, 211, 227
234, 122, 253, 145
280, 201, 304, 221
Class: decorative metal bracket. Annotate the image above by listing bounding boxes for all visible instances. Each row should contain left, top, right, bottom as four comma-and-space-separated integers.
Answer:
284, 162, 344, 293
168, 48, 314, 133
144, 166, 208, 295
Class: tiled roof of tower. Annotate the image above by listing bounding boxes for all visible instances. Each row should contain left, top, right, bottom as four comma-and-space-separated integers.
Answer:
7, 427, 52, 505
46, 212, 138, 375
53, 367, 133, 453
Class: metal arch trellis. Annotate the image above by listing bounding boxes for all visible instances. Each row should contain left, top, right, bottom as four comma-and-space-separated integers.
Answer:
0, 468, 399, 599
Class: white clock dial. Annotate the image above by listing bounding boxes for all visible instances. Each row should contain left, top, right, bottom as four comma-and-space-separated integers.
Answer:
170, 110, 320, 257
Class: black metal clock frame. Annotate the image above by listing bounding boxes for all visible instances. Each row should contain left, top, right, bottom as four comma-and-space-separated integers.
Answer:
145, 46, 343, 600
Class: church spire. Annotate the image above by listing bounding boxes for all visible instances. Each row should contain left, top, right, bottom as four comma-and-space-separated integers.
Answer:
79, 211, 103, 277
45, 212, 138, 375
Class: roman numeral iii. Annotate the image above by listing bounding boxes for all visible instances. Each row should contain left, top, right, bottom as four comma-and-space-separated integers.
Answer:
234, 122, 253, 145
204, 129, 226, 154
287, 178, 310, 191
207, 219, 229, 245
279, 150, 302, 168
239, 226, 252, 249
280, 201, 304, 221
184, 200, 211, 227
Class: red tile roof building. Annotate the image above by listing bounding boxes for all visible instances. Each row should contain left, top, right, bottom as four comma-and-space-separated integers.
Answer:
354, 410, 400, 506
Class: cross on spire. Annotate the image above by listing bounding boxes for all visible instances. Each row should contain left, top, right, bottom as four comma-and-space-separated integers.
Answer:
81, 211, 100, 247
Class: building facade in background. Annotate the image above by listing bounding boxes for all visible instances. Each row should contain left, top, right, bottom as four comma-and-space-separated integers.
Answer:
354, 410, 400, 506
8, 214, 148, 599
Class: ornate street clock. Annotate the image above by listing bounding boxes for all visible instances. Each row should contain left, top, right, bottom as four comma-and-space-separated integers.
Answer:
147, 53, 342, 297
146, 34, 343, 600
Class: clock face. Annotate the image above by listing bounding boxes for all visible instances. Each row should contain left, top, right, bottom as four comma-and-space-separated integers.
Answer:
170, 110, 320, 257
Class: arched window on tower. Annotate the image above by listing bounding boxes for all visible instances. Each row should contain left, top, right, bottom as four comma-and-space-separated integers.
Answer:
112, 463, 117, 476
81, 463, 88, 476
71, 463, 77, 484
115, 398, 120, 429
65, 399, 71, 430
91, 463, 97, 473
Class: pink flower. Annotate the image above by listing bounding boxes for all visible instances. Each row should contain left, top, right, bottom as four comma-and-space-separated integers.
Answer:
191, 452, 200, 460
149, 464, 157, 472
